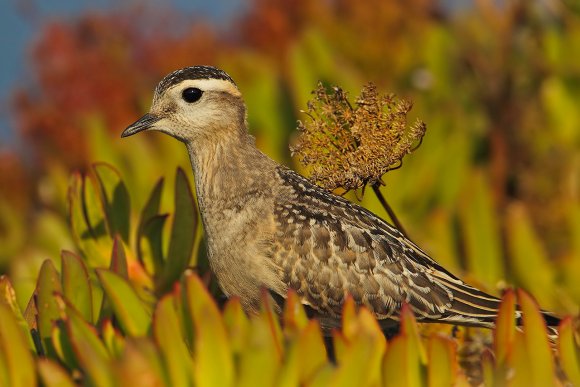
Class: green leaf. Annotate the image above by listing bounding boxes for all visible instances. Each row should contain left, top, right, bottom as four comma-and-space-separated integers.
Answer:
506, 204, 555, 307
558, 317, 580, 386
137, 179, 167, 273
332, 331, 348, 368
93, 162, 131, 243
185, 274, 233, 387
116, 338, 168, 386
37, 359, 75, 387
340, 296, 357, 342
494, 289, 516, 365
277, 320, 327, 386
427, 335, 456, 387
260, 291, 284, 355
481, 349, 496, 387
383, 305, 425, 387
153, 294, 193, 387
22, 296, 41, 353
141, 214, 168, 275
308, 364, 335, 387
276, 341, 299, 387
337, 307, 385, 387
51, 319, 79, 370
61, 250, 92, 322
296, 321, 328, 382
240, 59, 290, 159
383, 334, 423, 387
400, 303, 427, 364
516, 289, 556, 386
0, 276, 35, 351
96, 269, 151, 336
157, 168, 197, 294
102, 319, 126, 358
330, 335, 375, 387
459, 171, 504, 287
68, 172, 109, 266
82, 168, 108, 240
37, 259, 62, 358
66, 310, 113, 387
283, 289, 309, 334
137, 178, 165, 268
0, 303, 37, 387
222, 297, 249, 355
109, 235, 128, 278
237, 297, 283, 387
511, 331, 534, 387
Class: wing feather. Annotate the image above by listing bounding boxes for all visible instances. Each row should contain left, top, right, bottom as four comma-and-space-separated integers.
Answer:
269, 167, 503, 328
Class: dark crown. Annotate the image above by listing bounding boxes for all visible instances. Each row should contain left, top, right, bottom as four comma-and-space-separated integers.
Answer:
155, 65, 236, 96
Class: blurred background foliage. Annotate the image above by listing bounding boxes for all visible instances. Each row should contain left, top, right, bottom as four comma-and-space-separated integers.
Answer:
0, 0, 579, 334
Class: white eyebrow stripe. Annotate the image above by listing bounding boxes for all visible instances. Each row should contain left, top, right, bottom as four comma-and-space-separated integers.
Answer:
175, 78, 241, 97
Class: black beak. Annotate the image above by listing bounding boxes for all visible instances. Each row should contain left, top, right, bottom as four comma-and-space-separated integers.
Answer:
121, 113, 160, 138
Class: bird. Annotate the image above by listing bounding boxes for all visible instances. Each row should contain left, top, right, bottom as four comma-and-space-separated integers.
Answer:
122, 65, 560, 332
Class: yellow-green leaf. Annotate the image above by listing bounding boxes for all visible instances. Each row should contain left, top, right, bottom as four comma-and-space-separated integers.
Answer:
237, 307, 282, 387
511, 331, 533, 387
558, 317, 580, 385
185, 274, 233, 387
37, 359, 75, 387
141, 214, 168, 275
400, 303, 427, 364
37, 259, 62, 357
157, 168, 197, 294
96, 269, 151, 336
507, 205, 555, 306
283, 289, 308, 334
222, 297, 249, 354
66, 310, 112, 387
61, 250, 92, 322
51, 319, 79, 370
481, 349, 496, 387
153, 294, 193, 387
459, 171, 504, 287
116, 338, 168, 386
93, 162, 131, 243
109, 235, 128, 278
0, 303, 37, 387
514, 289, 556, 386
296, 320, 327, 382
102, 319, 125, 358
427, 335, 456, 387
68, 172, 109, 266
331, 334, 375, 387
383, 334, 423, 387
494, 288, 516, 365
0, 276, 34, 351
137, 178, 165, 273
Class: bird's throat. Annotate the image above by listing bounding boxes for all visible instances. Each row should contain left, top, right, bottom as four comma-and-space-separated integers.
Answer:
185, 135, 276, 213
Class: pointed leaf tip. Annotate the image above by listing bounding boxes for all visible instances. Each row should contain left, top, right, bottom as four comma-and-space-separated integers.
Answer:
558, 317, 580, 385
157, 168, 197, 294
93, 162, 131, 243
96, 269, 151, 337
61, 250, 93, 323
110, 235, 128, 278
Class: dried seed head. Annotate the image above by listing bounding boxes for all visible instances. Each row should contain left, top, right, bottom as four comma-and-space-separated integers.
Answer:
291, 82, 426, 193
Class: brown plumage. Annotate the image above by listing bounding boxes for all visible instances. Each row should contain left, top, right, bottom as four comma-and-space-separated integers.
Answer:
122, 65, 560, 332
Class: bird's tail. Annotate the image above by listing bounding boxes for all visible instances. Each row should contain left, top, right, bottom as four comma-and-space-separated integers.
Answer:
433, 273, 561, 333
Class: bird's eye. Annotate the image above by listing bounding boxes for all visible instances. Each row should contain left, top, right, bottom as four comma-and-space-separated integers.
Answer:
182, 87, 203, 103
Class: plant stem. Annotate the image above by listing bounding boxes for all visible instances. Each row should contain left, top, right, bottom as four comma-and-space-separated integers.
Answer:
371, 183, 408, 237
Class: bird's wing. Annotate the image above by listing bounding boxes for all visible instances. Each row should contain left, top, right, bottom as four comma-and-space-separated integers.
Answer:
269, 167, 501, 328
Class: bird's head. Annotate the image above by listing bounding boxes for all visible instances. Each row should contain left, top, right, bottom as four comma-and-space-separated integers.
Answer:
122, 66, 246, 143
